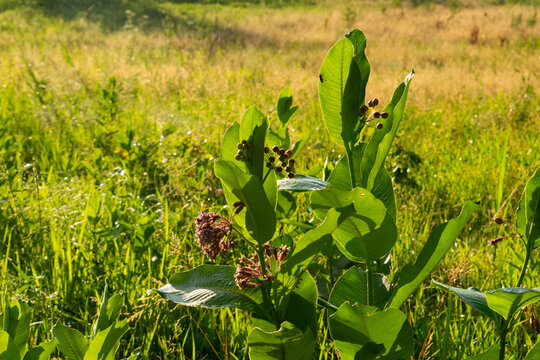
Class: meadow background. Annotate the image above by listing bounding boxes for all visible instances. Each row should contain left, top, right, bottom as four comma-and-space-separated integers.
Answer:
0, 0, 539, 358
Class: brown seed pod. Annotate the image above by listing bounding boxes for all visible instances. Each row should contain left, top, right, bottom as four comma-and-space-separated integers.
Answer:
276, 166, 283, 173
381, 112, 389, 119
237, 143, 243, 150
287, 172, 295, 178
360, 105, 369, 114
494, 217, 504, 225
269, 156, 276, 163
272, 145, 279, 153
373, 112, 381, 119
264, 147, 270, 153
288, 159, 295, 166
285, 149, 292, 157
285, 166, 292, 172
376, 123, 384, 129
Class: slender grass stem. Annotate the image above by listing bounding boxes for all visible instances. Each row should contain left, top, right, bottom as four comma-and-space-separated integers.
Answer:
499, 321, 508, 360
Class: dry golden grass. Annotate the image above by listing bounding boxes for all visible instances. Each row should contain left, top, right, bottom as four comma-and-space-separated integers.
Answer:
1, 2, 538, 125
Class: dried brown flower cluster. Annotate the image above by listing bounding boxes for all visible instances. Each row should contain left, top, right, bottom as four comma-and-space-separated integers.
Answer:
194, 211, 234, 262
234, 243, 290, 289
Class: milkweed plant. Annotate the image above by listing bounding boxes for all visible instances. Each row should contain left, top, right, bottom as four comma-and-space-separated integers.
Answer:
155, 30, 540, 359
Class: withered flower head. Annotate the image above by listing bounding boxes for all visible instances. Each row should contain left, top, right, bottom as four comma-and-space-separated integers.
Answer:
195, 211, 233, 262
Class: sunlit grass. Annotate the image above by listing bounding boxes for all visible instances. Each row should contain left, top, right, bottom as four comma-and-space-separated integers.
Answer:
0, 0, 538, 358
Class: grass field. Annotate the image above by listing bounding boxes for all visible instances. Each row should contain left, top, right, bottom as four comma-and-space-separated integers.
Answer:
0, 0, 539, 358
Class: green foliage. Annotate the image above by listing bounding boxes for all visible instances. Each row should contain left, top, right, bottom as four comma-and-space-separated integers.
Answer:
0, 300, 57, 360
53, 288, 128, 360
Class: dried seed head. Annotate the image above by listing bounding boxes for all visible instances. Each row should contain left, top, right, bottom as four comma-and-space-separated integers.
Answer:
279, 155, 285, 162
276, 166, 283, 173
234, 154, 242, 161
285, 149, 292, 157
272, 145, 280, 153
488, 236, 504, 247
373, 112, 381, 119
285, 166, 292, 172
195, 211, 233, 262
288, 159, 295, 166
381, 112, 389, 119
264, 146, 270, 153
287, 172, 295, 178
494, 217, 504, 225
376, 123, 384, 130
269, 156, 276, 163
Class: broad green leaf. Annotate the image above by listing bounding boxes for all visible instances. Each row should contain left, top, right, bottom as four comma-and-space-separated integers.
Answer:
23, 339, 58, 360
361, 70, 414, 191
219, 122, 244, 168
327, 143, 396, 219
281, 272, 318, 336
248, 321, 315, 360
516, 167, 540, 249
2, 301, 30, 359
318, 29, 370, 147
276, 191, 296, 219
485, 287, 540, 320
156, 265, 265, 315
524, 340, 540, 360
311, 187, 397, 262
93, 286, 124, 337
277, 87, 299, 127
329, 304, 413, 360
0, 330, 20, 360
387, 202, 476, 309
464, 344, 501, 360
274, 209, 341, 310
277, 175, 329, 192
267, 128, 290, 151
215, 160, 276, 243
329, 267, 391, 310
431, 280, 498, 320
83, 320, 129, 360
239, 106, 268, 180
53, 324, 89, 360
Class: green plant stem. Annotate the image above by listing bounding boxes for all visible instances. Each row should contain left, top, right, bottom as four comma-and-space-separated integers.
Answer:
516, 244, 531, 288
366, 262, 373, 306
499, 320, 508, 360
346, 145, 356, 188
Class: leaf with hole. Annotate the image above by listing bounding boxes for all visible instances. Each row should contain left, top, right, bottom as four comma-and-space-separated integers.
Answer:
318, 29, 370, 148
